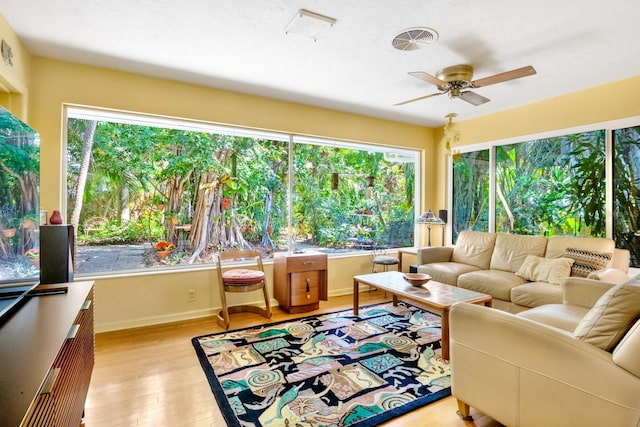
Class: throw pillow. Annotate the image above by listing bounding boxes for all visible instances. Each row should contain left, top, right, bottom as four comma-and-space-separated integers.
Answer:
515, 255, 574, 285
573, 283, 640, 351
564, 247, 612, 278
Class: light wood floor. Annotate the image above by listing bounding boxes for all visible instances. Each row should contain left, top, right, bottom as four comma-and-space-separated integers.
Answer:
84, 291, 504, 427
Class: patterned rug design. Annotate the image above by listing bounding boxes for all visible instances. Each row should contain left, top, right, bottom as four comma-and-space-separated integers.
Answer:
192, 301, 451, 427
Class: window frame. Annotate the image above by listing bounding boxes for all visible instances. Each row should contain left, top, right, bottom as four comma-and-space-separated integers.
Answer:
63, 105, 422, 277
447, 116, 640, 243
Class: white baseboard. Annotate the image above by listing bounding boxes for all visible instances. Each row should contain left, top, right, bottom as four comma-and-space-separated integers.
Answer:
95, 307, 216, 333
95, 286, 357, 333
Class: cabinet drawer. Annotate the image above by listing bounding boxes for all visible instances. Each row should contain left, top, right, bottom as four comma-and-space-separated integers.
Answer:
286, 255, 327, 273
290, 271, 321, 306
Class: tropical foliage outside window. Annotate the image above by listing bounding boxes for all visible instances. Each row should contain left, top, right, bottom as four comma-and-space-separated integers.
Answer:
292, 142, 415, 250
613, 125, 640, 267
452, 149, 490, 239
66, 108, 417, 275
495, 130, 606, 236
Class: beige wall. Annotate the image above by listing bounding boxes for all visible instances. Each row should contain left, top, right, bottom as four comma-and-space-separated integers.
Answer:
27, 57, 435, 332
0, 13, 31, 119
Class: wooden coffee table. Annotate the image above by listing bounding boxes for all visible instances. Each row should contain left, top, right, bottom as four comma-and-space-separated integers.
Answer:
353, 271, 492, 360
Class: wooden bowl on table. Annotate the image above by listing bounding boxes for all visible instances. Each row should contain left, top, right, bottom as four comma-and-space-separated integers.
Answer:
403, 273, 431, 286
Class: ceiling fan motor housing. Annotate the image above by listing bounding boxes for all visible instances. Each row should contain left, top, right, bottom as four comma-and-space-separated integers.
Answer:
436, 64, 474, 83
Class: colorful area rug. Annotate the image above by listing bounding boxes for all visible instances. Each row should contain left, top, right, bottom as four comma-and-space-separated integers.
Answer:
191, 301, 450, 427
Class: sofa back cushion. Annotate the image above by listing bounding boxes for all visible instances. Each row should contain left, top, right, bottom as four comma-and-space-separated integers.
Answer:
545, 236, 615, 263
613, 319, 640, 377
490, 233, 548, 272
452, 230, 497, 270
573, 280, 640, 351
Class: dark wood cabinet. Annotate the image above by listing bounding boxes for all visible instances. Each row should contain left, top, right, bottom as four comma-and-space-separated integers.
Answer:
274, 251, 328, 313
0, 281, 94, 427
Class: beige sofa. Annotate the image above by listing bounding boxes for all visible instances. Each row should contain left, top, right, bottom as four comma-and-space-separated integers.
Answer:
450, 276, 640, 426
417, 230, 630, 312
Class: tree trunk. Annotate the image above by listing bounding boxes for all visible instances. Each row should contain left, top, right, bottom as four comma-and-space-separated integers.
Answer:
496, 182, 515, 232
260, 192, 274, 248
69, 120, 97, 232
188, 174, 217, 263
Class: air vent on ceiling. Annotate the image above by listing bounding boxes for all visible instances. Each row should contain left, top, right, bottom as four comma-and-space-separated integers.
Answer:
391, 27, 438, 51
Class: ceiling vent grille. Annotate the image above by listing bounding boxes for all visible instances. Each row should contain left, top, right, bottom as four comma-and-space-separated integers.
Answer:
392, 27, 438, 51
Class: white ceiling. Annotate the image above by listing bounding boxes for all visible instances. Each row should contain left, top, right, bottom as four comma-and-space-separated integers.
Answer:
2, 0, 640, 127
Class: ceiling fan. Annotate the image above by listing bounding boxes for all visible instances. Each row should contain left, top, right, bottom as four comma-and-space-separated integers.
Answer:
395, 64, 536, 106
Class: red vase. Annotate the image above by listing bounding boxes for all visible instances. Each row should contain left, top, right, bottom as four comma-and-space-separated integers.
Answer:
50, 210, 63, 224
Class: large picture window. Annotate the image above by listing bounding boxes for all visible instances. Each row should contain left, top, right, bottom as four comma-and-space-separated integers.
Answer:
66, 107, 418, 275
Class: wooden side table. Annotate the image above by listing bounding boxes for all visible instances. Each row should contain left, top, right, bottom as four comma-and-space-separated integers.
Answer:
274, 251, 328, 313
397, 247, 418, 272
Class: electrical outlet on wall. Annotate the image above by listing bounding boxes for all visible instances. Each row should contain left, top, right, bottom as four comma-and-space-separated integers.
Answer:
187, 289, 196, 302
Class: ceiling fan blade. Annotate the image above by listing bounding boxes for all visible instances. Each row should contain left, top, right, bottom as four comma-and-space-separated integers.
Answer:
459, 90, 490, 106
408, 71, 447, 87
471, 65, 536, 88
394, 91, 446, 106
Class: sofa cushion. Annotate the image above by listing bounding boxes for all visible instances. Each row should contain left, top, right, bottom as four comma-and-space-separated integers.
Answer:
515, 255, 574, 285
573, 282, 640, 351
518, 303, 590, 332
458, 270, 527, 301
511, 282, 564, 309
417, 262, 480, 287
612, 319, 640, 377
545, 236, 615, 261
564, 247, 612, 278
490, 233, 547, 272
451, 230, 497, 270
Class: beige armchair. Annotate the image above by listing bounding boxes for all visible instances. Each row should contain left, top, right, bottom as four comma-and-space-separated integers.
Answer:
450, 277, 640, 427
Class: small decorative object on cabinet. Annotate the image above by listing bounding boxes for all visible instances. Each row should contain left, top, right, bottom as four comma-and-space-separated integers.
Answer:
274, 250, 328, 313
49, 210, 63, 224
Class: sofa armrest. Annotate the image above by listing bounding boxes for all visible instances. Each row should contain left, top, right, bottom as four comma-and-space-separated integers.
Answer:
450, 303, 640, 426
611, 248, 630, 273
563, 277, 617, 308
587, 267, 630, 283
416, 246, 453, 264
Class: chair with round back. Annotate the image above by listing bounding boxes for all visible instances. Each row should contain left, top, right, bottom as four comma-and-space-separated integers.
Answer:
370, 229, 400, 273
370, 248, 400, 273
215, 249, 272, 330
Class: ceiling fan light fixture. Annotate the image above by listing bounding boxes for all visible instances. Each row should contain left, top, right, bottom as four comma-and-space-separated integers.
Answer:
284, 9, 337, 41
391, 27, 438, 51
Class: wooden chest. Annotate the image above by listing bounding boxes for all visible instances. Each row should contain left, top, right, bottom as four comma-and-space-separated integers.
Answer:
274, 251, 328, 313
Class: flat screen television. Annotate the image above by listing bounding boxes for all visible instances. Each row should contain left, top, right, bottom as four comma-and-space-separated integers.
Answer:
0, 282, 38, 324
0, 106, 40, 288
